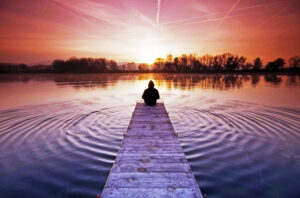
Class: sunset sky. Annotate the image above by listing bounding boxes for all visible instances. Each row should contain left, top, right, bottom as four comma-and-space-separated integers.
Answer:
0, 0, 299, 64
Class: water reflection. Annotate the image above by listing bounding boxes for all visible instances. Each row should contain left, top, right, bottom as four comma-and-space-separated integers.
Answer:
264, 74, 282, 85
0, 73, 299, 198
0, 74, 299, 90
251, 75, 260, 86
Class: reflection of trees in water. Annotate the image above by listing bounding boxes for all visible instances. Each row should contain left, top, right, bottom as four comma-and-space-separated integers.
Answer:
251, 75, 260, 86
264, 74, 282, 86
144, 74, 260, 90
0, 74, 140, 89
0, 73, 299, 90
286, 75, 300, 87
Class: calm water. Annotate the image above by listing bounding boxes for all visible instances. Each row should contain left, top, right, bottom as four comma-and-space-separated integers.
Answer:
0, 73, 299, 198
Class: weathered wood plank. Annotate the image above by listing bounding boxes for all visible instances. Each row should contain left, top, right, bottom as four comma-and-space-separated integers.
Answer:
122, 138, 179, 144
111, 163, 191, 173
101, 188, 202, 198
105, 173, 197, 188
101, 103, 203, 198
121, 143, 182, 149
114, 156, 188, 163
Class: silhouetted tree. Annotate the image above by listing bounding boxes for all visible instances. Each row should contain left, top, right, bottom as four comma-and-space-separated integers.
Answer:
174, 57, 180, 71
153, 58, 164, 71
52, 57, 112, 73
199, 54, 214, 70
164, 54, 174, 72
274, 58, 285, 68
166, 54, 173, 63
192, 60, 202, 72
126, 62, 136, 71
179, 54, 188, 72
253, 57, 262, 70
52, 59, 66, 73
18, 64, 29, 72
225, 55, 245, 71
108, 60, 118, 71
289, 56, 300, 68
212, 56, 222, 71
266, 58, 285, 71
1, 53, 299, 74
138, 63, 149, 71
95, 58, 107, 72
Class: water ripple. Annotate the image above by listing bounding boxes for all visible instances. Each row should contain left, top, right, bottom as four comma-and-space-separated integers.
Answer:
0, 101, 299, 198
0, 102, 133, 197
167, 102, 300, 198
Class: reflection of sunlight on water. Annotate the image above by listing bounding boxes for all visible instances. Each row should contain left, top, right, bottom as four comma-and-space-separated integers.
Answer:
0, 74, 300, 109
0, 73, 300, 197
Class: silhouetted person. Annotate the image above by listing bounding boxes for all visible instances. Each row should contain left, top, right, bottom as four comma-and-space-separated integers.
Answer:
142, 80, 160, 105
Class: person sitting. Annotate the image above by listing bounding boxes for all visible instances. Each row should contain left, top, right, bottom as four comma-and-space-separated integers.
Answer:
142, 80, 160, 105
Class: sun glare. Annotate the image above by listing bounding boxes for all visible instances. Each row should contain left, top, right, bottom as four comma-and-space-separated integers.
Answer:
138, 50, 159, 64
134, 44, 163, 64
132, 32, 167, 64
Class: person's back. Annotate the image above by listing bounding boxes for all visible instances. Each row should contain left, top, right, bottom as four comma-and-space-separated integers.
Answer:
142, 80, 160, 105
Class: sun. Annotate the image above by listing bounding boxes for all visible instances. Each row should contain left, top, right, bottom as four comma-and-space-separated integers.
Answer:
130, 32, 167, 64
124, 28, 169, 64
138, 50, 159, 64
135, 43, 163, 64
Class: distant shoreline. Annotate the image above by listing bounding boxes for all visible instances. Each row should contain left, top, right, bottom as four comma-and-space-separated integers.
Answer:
0, 69, 299, 75
1, 53, 299, 74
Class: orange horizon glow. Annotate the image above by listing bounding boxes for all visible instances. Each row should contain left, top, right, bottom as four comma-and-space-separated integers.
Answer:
0, 0, 299, 64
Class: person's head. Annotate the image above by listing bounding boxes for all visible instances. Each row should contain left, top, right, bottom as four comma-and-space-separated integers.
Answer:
148, 80, 154, 88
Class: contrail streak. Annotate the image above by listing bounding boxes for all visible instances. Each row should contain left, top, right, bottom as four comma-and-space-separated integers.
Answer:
111, 9, 274, 39
171, 10, 273, 28
156, 0, 161, 27
111, 1, 277, 39
216, 0, 240, 28
157, 0, 282, 27
46, 0, 95, 26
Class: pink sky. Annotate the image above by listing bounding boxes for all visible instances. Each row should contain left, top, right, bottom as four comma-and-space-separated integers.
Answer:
0, 0, 299, 64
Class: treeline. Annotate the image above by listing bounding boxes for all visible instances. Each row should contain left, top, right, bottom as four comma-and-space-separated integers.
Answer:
0, 57, 118, 74
0, 53, 299, 74
0, 63, 52, 73
150, 53, 300, 73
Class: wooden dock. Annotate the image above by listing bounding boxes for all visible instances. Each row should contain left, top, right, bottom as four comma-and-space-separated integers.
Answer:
101, 103, 203, 198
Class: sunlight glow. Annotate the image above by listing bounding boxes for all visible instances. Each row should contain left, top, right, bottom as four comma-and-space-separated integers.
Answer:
0, 0, 298, 63
136, 45, 163, 64
132, 34, 167, 64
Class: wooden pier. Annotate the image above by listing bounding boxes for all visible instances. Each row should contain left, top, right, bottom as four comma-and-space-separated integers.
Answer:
101, 103, 203, 198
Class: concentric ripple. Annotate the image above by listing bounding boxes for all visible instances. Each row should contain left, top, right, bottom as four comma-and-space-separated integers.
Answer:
0, 101, 133, 197
0, 100, 300, 198
167, 102, 300, 198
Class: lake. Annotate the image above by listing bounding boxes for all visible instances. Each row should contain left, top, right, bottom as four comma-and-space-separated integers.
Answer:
0, 73, 299, 198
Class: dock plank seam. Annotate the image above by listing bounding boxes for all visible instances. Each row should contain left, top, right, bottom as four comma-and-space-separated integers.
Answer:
101, 103, 203, 198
